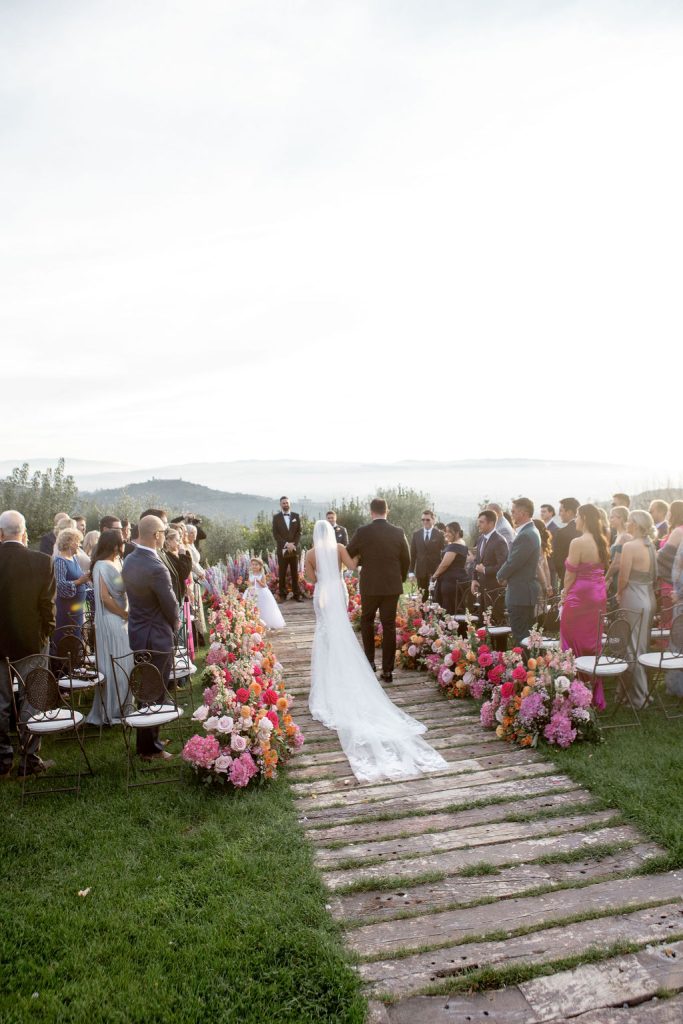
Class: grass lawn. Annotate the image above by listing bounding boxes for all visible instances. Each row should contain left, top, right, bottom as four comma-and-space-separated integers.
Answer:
0, 652, 365, 1024
544, 708, 683, 868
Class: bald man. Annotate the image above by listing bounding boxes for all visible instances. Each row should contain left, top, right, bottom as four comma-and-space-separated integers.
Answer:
122, 515, 180, 760
0, 509, 56, 778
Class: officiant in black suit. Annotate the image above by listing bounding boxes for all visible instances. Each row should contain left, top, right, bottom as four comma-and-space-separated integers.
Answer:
347, 498, 411, 682
326, 510, 348, 546
409, 510, 444, 601
272, 497, 302, 601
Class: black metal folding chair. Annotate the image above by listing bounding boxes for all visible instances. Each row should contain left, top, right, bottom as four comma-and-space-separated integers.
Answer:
638, 607, 683, 720
574, 607, 645, 729
111, 650, 185, 790
8, 655, 93, 802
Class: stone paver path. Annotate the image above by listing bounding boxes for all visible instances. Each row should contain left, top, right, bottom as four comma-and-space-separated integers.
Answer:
279, 602, 683, 1022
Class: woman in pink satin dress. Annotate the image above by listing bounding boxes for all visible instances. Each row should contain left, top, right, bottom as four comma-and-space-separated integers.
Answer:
560, 504, 610, 708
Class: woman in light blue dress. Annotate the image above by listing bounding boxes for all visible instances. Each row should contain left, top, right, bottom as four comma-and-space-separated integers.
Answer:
86, 530, 133, 725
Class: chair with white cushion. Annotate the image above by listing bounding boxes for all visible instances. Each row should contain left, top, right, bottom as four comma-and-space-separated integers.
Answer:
574, 607, 644, 728
638, 609, 683, 720
111, 651, 184, 790
55, 632, 105, 731
8, 656, 93, 802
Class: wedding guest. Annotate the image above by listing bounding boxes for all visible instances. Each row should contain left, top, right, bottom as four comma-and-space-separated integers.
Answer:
611, 493, 631, 510
655, 500, 683, 629
82, 530, 100, 560
605, 506, 632, 607
409, 510, 445, 601
540, 504, 559, 589
52, 517, 76, 556
0, 510, 56, 779
122, 515, 179, 761
470, 509, 508, 607
533, 518, 554, 619
552, 497, 580, 586
617, 510, 657, 709
430, 521, 469, 613
53, 527, 90, 646
649, 500, 670, 544
39, 511, 69, 555
74, 514, 87, 537
435, 521, 446, 533
560, 504, 609, 709
272, 497, 302, 602
486, 503, 515, 547
164, 527, 193, 605
665, 542, 683, 697
496, 498, 541, 645
86, 530, 133, 726
326, 510, 348, 546
186, 522, 207, 646
139, 508, 176, 581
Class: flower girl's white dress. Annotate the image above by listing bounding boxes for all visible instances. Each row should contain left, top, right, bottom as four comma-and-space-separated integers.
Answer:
248, 573, 286, 629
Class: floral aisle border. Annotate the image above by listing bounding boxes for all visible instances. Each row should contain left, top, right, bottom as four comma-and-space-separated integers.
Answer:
182, 585, 305, 787
354, 595, 600, 751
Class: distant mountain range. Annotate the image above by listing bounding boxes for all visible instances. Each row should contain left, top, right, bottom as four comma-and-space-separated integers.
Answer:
3, 457, 679, 523
77, 479, 325, 524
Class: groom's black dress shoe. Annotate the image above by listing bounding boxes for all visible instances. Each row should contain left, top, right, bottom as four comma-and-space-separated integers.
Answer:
379, 672, 393, 683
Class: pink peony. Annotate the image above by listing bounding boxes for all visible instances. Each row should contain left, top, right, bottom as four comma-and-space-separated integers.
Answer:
512, 665, 527, 681
501, 681, 515, 699
478, 651, 493, 667
476, 628, 487, 638
182, 734, 221, 769
262, 688, 279, 706
235, 687, 250, 703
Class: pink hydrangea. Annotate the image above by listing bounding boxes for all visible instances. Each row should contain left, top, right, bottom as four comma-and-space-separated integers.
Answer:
518, 691, 547, 727
182, 734, 221, 769
470, 677, 487, 701
544, 711, 577, 748
568, 680, 592, 709
480, 701, 495, 728
229, 751, 259, 788
291, 728, 305, 749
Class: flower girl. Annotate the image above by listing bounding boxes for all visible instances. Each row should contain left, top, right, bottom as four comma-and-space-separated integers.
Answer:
247, 557, 286, 630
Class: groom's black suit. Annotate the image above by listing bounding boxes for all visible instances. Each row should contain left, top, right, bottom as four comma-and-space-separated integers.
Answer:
347, 519, 411, 675
272, 511, 302, 598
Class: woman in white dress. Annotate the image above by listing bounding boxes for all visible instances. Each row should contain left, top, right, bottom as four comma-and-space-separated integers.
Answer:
247, 557, 286, 630
304, 520, 447, 783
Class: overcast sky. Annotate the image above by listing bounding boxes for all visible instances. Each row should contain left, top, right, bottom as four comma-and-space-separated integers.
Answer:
1, 1, 681, 472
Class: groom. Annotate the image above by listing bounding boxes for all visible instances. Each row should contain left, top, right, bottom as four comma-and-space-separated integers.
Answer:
347, 498, 410, 683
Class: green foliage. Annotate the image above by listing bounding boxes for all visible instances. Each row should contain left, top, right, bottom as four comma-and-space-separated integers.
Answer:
331, 497, 369, 538
200, 518, 251, 564
376, 484, 433, 538
0, 459, 78, 542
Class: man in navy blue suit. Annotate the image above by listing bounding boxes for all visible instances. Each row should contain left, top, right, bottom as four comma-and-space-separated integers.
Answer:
122, 515, 180, 760
496, 497, 541, 645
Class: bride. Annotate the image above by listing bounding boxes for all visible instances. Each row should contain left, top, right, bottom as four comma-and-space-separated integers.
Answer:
304, 520, 447, 783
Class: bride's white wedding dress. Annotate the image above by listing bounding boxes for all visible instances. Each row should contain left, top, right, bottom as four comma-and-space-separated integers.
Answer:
309, 520, 448, 783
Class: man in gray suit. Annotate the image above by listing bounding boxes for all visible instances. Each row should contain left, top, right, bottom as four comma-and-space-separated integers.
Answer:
122, 515, 180, 761
496, 497, 541, 646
